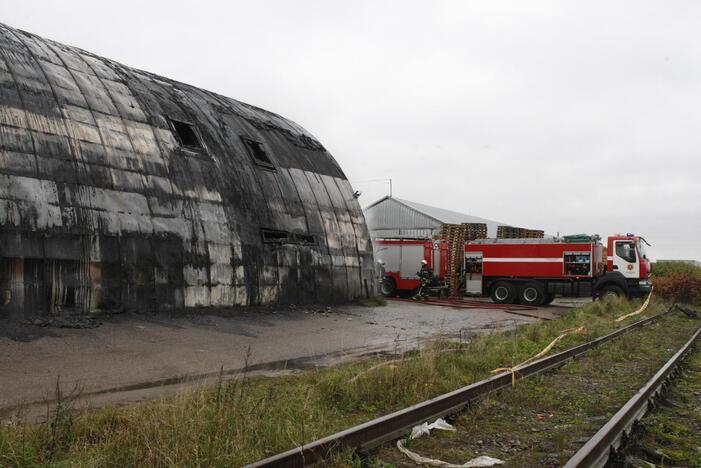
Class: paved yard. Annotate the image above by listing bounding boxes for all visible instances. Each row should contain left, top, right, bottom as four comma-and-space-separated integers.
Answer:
0, 300, 568, 421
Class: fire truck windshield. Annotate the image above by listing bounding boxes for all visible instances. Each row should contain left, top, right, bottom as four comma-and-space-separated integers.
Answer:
637, 240, 648, 260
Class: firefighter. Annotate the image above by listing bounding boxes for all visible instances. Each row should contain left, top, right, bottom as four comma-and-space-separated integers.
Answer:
414, 259, 433, 300
375, 259, 386, 281
375, 259, 386, 293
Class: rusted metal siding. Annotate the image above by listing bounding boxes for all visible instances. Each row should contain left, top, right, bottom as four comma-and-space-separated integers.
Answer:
0, 23, 374, 316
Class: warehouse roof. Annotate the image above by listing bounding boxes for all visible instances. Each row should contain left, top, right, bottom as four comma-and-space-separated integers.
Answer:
395, 197, 503, 226
364, 196, 504, 226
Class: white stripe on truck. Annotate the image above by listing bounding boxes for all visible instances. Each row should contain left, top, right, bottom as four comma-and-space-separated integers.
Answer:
483, 258, 563, 263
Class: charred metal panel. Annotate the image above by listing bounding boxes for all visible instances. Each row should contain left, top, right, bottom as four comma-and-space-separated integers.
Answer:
0, 22, 374, 316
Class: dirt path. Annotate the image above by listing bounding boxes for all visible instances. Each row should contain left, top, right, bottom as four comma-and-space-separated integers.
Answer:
0, 301, 560, 421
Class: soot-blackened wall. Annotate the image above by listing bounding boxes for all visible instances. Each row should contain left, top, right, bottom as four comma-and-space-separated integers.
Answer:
0, 23, 374, 316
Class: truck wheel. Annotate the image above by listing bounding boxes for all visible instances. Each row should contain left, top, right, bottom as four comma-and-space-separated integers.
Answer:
542, 293, 556, 306
380, 277, 396, 296
520, 282, 545, 306
491, 281, 517, 304
599, 284, 624, 300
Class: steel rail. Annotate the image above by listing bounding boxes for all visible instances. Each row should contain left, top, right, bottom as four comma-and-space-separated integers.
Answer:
564, 326, 701, 468
246, 307, 675, 468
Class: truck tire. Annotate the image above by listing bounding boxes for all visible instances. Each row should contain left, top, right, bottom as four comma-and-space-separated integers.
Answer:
599, 284, 624, 300
520, 282, 545, 306
380, 277, 396, 296
491, 281, 517, 304
542, 293, 556, 305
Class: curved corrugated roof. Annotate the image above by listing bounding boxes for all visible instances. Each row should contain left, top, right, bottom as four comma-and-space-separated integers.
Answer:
0, 22, 374, 315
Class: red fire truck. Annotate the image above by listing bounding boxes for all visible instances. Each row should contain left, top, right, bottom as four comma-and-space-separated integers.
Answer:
375, 234, 652, 305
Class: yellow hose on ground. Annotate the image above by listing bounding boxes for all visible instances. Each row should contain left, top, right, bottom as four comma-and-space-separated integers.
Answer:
614, 287, 653, 322
491, 287, 654, 386
491, 326, 585, 386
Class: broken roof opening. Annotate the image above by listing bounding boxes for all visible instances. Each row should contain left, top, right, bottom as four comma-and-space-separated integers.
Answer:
242, 136, 275, 170
169, 118, 204, 149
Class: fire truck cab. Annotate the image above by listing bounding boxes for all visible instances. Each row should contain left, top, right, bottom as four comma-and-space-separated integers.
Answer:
604, 234, 652, 298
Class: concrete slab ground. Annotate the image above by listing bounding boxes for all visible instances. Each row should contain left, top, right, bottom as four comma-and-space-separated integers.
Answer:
0, 301, 572, 421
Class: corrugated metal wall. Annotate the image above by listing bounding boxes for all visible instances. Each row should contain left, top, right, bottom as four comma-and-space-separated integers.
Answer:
369, 228, 436, 239
364, 198, 439, 239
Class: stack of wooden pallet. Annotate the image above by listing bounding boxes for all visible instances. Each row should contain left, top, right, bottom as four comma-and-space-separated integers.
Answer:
440, 224, 467, 297
497, 225, 545, 239
524, 229, 545, 238
462, 223, 488, 241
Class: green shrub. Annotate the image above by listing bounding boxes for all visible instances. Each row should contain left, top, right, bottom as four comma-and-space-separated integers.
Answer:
654, 273, 701, 305
652, 261, 701, 278
651, 262, 701, 305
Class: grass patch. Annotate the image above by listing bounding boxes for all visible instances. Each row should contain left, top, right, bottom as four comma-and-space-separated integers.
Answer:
357, 295, 387, 307
0, 297, 673, 466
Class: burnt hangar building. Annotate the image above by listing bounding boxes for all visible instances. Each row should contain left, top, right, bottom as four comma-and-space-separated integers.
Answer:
0, 23, 374, 316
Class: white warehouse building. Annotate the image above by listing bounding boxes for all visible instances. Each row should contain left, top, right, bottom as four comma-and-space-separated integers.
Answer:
363, 196, 504, 239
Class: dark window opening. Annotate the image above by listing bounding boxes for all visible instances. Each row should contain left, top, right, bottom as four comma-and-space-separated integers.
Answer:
262, 229, 290, 244
169, 118, 204, 149
242, 136, 275, 169
64, 287, 76, 308
296, 234, 316, 245
261, 229, 316, 245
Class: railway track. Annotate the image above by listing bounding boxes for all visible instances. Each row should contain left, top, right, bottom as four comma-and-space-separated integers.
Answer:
564, 327, 701, 468
246, 307, 681, 468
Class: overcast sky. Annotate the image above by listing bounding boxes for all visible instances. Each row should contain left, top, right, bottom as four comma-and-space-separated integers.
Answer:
2, 1, 699, 261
